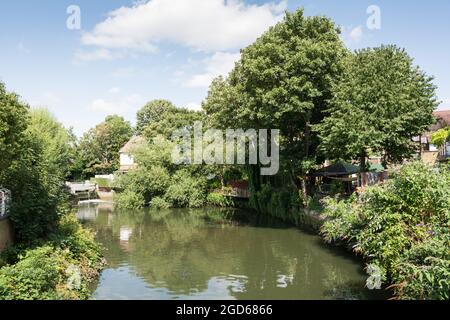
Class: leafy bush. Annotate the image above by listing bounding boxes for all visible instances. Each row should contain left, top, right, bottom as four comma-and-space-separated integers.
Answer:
150, 197, 171, 209
394, 229, 450, 300
0, 215, 103, 300
91, 178, 111, 188
115, 190, 145, 210
320, 162, 450, 300
164, 170, 207, 208
49, 214, 103, 275
207, 193, 233, 207
113, 135, 213, 210
114, 166, 170, 203
0, 246, 68, 300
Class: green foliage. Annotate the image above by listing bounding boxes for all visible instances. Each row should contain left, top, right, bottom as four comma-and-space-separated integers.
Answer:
207, 193, 233, 207
320, 162, 450, 299
143, 107, 203, 140
0, 82, 29, 172
27, 109, 74, 179
115, 190, 145, 210
203, 9, 348, 180
136, 99, 177, 133
49, 214, 103, 267
164, 170, 208, 208
0, 82, 103, 300
91, 177, 111, 188
431, 127, 450, 148
76, 115, 133, 176
315, 46, 438, 166
394, 229, 450, 300
150, 197, 171, 210
0, 104, 73, 242
0, 246, 68, 300
115, 166, 170, 202
0, 215, 103, 300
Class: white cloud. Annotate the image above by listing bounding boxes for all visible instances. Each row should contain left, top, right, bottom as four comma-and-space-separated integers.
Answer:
349, 26, 363, 43
110, 66, 137, 79
90, 94, 144, 114
30, 92, 62, 108
74, 48, 116, 62
91, 99, 116, 112
81, 0, 286, 54
109, 87, 121, 94
185, 52, 241, 88
185, 102, 202, 111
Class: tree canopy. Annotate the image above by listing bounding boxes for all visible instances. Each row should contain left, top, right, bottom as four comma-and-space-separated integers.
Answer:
431, 127, 450, 148
143, 105, 203, 140
315, 45, 438, 168
76, 115, 133, 176
203, 9, 348, 189
136, 99, 178, 133
0, 86, 75, 241
0, 82, 29, 172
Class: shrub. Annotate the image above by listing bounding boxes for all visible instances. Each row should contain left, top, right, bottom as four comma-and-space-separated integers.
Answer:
150, 197, 171, 210
115, 190, 145, 210
0, 246, 68, 300
206, 193, 233, 207
320, 162, 450, 300
114, 166, 170, 202
394, 229, 450, 300
0, 215, 103, 300
164, 170, 207, 208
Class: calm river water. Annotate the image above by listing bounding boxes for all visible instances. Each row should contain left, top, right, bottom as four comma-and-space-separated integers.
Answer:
77, 203, 385, 300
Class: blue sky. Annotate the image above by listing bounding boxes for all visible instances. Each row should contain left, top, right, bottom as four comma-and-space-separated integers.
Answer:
0, 0, 449, 136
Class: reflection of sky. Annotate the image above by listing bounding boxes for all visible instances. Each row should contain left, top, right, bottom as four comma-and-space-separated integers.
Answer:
119, 226, 133, 252
119, 227, 133, 242
76, 204, 98, 221
93, 267, 248, 300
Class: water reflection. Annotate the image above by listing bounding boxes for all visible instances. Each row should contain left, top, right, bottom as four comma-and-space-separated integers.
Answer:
78, 205, 383, 300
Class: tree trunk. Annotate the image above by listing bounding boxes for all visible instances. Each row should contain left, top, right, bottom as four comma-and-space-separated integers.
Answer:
418, 135, 423, 160
359, 153, 367, 187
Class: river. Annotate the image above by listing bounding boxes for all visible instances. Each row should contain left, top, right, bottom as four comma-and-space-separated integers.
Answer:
77, 203, 385, 300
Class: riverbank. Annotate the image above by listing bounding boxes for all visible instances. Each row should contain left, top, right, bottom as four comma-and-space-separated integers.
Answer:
0, 214, 104, 300
320, 163, 450, 300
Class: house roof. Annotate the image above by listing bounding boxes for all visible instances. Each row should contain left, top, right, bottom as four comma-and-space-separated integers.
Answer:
430, 110, 450, 132
311, 162, 386, 177
119, 136, 145, 154
311, 163, 361, 177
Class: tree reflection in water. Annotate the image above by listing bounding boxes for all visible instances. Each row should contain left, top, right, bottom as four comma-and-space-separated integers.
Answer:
78, 205, 384, 300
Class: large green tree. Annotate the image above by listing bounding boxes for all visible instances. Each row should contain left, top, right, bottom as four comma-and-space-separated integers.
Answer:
203, 9, 348, 190
136, 99, 178, 133
27, 109, 73, 180
77, 115, 133, 176
0, 82, 29, 172
143, 106, 203, 140
0, 92, 74, 241
315, 45, 438, 169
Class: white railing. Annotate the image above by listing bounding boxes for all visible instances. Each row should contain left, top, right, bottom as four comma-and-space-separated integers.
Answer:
0, 188, 11, 218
